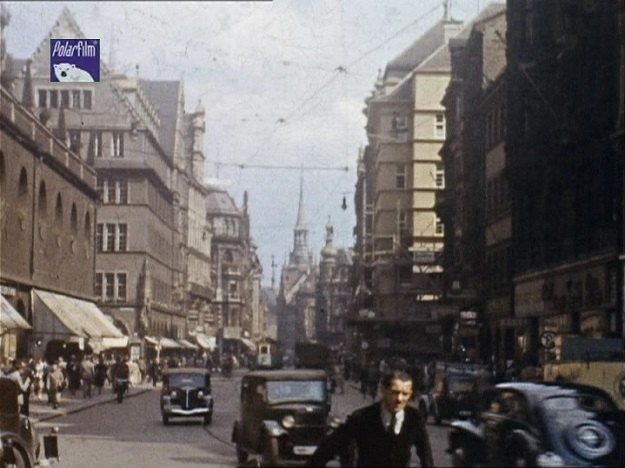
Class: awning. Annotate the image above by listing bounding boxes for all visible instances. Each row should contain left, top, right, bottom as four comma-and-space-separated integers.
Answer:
177, 338, 198, 350
33, 289, 123, 340
1, 295, 31, 330
160, 337, 181, 349
195, 333, 216, 351
102, 336, 129, 349
240, 338, 256, 353
144, 336, 159, 347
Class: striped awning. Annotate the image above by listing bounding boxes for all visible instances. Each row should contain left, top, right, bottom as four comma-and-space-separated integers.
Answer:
0, 295, 31, 330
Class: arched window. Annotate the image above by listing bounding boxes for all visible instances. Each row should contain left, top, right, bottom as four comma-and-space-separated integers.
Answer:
70, 203, 78, 234
84, 211, 91, 240
18, 168, 28, 206
55, 193, 63, 228
38, 181, 47, 219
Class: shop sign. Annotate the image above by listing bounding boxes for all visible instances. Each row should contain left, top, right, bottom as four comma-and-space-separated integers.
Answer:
0, 285, 16, 296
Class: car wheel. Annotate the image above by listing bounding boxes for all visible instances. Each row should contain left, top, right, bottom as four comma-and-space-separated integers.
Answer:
162, 414, 169, 425
508, 441, 533, 468
1, 445, 30, 468
261, 437, 279, 467
236, 444, 249, 464
419, 401, 428, 423
203, 413, 212, 426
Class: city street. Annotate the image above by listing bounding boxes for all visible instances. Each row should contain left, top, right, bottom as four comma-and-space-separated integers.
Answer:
33, 371, 452, 467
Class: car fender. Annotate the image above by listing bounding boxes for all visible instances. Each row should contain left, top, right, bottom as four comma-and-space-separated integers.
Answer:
449, 419, 483, 440
262, 420, 287, 438
507, 429, 541, 456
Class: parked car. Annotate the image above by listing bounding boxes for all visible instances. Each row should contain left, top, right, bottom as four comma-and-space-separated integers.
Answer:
232, 369, 339, 466
160, 367, 214, 426
0, 377, 59, 467
447, 381, 625, 467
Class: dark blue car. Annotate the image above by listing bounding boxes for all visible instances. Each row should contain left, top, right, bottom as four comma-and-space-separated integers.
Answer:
447, 381, 625, 467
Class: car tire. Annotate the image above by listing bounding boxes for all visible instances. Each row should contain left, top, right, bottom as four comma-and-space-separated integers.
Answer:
203, 413, 212, 426
1, 444, 29, 468
261, 437, 279, 467
507, 440, 533, 468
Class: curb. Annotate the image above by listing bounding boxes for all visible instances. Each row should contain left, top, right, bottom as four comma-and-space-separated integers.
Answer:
33, 387, 154, 423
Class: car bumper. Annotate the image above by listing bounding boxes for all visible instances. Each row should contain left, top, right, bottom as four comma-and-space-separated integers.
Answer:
162, 406, 211, 416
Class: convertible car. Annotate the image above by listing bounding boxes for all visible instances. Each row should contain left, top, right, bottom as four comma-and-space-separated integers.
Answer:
447, 381, 625, 467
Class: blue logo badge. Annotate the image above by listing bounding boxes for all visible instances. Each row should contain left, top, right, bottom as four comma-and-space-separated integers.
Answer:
50, 39, 100, 82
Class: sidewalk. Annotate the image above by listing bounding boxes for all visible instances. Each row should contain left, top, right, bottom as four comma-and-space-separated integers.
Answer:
29, 382, 155, 423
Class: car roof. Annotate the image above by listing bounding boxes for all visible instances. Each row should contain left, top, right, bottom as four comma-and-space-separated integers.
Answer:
496, 381, 615, 402
162, 367, 210, 375
244, 369, 328, 381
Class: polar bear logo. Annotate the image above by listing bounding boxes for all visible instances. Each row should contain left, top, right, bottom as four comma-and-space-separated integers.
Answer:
54, 63, 94, 82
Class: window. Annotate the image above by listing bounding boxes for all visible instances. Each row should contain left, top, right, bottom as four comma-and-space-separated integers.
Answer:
96, 223, 103, 252
49, 90, 58, 108
116, 273, 127, 301
435, 217, 444, 235
38, 181, 47, 219
83, 90, 92, 110
435, 166, 445, 188
70, 203, 78, 234
92, 131, 102, 158
435, 114, 446, 139
95, 273, 103, 299
106, 223, 116, 251
106, 180, 116, 204
398, 211, 408, 234
84, 212, 91, 245
105, 273, 115, 300
96, 178, 104, 201
112, 132, 124, 157
38, 90, 47, 108
18, 168, 28, 203
69, 130, 81, 153
118, 179, 128, 204
54, 193, 63, 228
99, 178, 128, 204
118, 224, 127, 251
72, 90, 81, 109
395, 165, 406, 189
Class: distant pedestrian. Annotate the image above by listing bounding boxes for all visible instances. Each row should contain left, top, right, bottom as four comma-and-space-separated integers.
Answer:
47, 363, 65, 409
80, 355, 95, 398
7, 359, 32, 416
94, 355, 108, 395
67, 355, 81, 396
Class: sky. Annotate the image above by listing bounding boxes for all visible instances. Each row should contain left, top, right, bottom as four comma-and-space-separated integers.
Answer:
3, 0, 487, 286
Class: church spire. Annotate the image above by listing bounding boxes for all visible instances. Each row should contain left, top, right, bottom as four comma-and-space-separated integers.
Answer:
290, 175, 310, 266
295, 174, 305, 229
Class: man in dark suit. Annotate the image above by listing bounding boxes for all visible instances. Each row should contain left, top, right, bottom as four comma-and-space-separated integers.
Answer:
308, 369, 433, 467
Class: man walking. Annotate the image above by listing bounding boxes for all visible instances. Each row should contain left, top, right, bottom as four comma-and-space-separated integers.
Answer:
308, 369, 433, 467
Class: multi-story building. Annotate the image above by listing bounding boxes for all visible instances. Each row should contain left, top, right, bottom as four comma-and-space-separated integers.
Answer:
0, 7, 122, 359
206, 186, 259, 357
316, 219, 353, 348
439, 4, 508, 364
506, 0, 623, 362
351, 14, 463, 360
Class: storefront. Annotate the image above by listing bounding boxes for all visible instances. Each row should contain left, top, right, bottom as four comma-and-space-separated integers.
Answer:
1, 294, 32, 359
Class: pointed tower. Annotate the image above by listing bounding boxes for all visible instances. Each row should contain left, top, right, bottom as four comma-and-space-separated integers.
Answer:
290, 175, 310, 267
21, 60, 33, 109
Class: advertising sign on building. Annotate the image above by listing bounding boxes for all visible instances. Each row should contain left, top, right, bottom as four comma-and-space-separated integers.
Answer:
50, 38, 100, 82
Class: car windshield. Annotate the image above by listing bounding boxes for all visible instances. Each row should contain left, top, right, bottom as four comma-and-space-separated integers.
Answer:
543, 394, 617, 413
266, 380, 326, 403
448, 377, 476, 393
169, 374, 206, 388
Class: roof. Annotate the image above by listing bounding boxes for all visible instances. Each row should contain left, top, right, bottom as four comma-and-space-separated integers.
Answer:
244, 369, 328, 381
205, 188, 240, 215
139, 80, 182, 157
496, 381, 617, 404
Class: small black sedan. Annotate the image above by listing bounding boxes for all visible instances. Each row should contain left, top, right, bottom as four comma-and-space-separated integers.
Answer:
447, 381, 625, 467
160, 367, 214, 426
232, 369, 340, 466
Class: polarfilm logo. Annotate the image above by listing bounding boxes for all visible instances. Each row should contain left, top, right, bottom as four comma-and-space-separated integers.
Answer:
50, 39, 100, 82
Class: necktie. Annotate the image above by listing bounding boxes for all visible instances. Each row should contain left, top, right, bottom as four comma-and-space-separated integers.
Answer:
388, 413, 397, 434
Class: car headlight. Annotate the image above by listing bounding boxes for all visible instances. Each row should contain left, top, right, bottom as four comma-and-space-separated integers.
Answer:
171, 391, 178, 399
281, 415, 295, 428
197, 391, 204, 399
327, 415, 342, 429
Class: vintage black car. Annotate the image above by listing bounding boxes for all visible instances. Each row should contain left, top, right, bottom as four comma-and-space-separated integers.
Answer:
0, 377, 59, 467
447, 381, 625, 467
160, 367, 214, 426
231, 369, 339, 466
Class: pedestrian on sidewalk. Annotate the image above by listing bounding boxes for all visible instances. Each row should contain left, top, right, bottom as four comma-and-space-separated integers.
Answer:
308, 369, 433, 467
81, 354, 95, 398
7, 359, 33, 416
94, 355, 108, 395
47, 362, 65, 410
67, 355, 81, 396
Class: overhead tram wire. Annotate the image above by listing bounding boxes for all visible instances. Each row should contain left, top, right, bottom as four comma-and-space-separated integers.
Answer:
206, 161, 349, 172
241, 0, 447, 166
